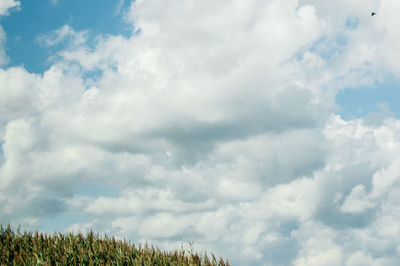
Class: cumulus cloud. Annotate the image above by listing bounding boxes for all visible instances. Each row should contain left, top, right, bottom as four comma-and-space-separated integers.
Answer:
3, 0, 400, 265
0, 0, 19, 16
0, 67, 40, 121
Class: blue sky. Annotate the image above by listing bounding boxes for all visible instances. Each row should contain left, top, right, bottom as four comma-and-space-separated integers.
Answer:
2, 0, 400, 265
1, 0, 131, 73
337, 79, 400, 120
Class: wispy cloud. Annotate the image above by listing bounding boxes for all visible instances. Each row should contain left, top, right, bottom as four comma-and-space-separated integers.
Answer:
36, 25, 88, 47
114, 0, 125, 16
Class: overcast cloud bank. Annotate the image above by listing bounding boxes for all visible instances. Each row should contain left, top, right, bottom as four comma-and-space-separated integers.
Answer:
1, 0, 400, 265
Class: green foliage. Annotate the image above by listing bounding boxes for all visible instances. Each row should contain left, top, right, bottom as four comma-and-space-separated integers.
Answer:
0, 224, 229, 265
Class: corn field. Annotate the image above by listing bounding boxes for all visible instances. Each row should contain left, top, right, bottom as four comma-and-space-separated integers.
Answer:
0, 224, 230, 265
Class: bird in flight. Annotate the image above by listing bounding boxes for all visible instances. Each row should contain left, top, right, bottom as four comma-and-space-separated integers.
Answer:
371, 12, 376, 16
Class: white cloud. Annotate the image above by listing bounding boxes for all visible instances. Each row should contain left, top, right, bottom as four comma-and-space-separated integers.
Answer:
0, 0, 20, 16
0, 26, 8, 65
37, 25, 88, 47
0, 67, 40, 121
340, 184, 376, 213
3, 0, 400, 265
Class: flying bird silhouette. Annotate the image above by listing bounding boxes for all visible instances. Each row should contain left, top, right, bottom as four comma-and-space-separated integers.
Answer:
371, 12, 376, 16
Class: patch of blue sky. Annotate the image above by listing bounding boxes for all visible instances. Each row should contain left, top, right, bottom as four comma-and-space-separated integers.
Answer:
0, 0, 132, 73
75, 183, 118, 198
39, 212, 86, 233
294, 16, 358, 63
39, 183, 118, 232
82, 68, 105, 86
336, 79, 400, 120
292, 34, 348, 64
345, 15, 359, 30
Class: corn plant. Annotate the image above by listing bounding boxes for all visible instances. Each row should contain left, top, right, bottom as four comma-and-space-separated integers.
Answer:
0, 224, 230, 265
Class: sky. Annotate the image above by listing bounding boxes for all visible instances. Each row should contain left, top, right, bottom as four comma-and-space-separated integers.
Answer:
1, 0, 400, 265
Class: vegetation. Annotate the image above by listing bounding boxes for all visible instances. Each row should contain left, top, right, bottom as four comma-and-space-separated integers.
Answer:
0, 224, 230, 265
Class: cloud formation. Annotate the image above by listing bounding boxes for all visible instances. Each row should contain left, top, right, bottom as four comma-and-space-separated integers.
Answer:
36, 25, 88, 47
0, 26, 8, 65
2, 0, 400, 265
0, 0, 19, 16
0, 0, 20, 66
